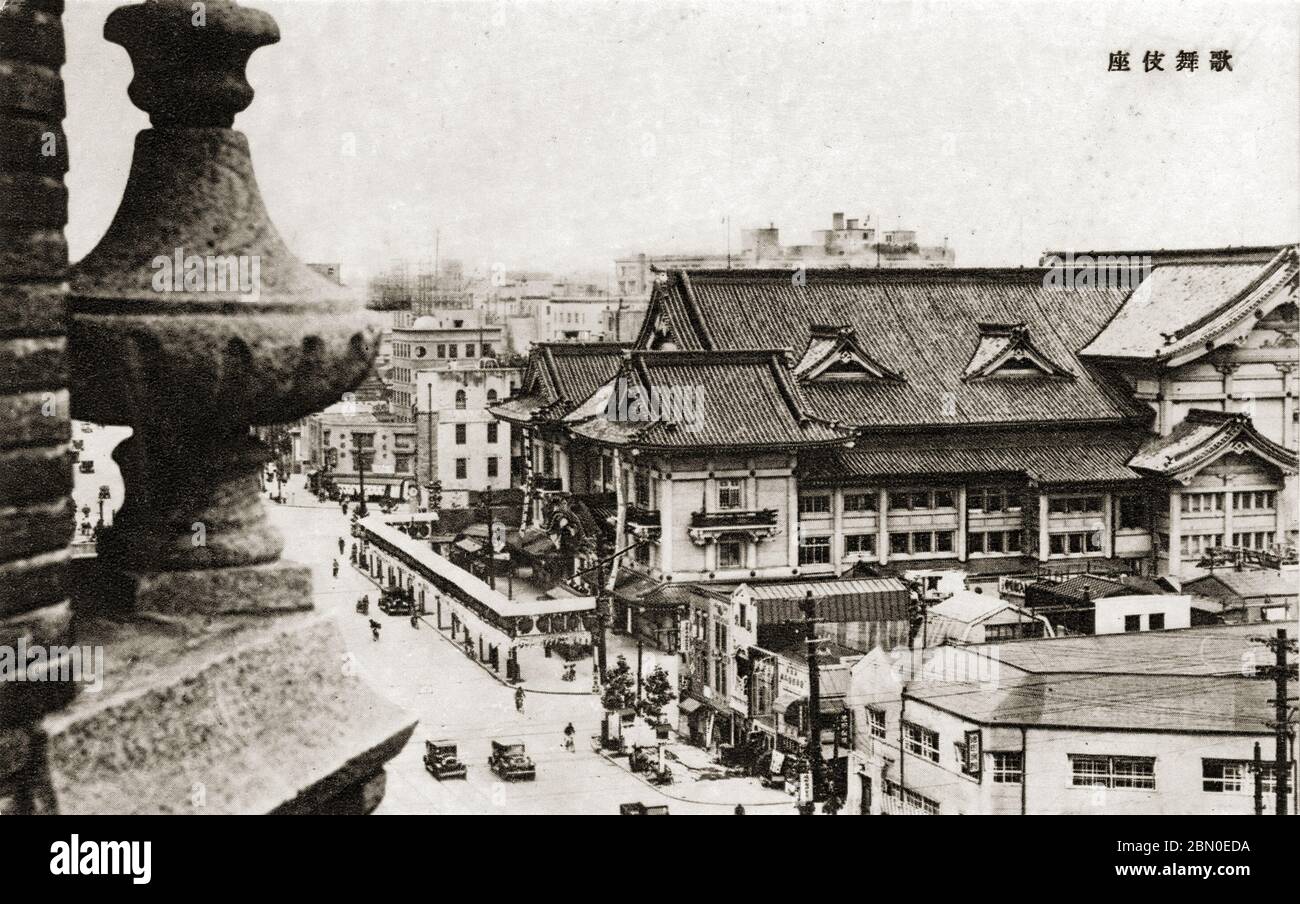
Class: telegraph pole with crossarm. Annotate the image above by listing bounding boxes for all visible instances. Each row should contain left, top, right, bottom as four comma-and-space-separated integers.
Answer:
1253, 629, 1297, 815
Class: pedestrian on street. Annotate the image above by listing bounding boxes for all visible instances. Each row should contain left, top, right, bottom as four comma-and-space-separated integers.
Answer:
514, 686, 525, 714
563, 722, 575, 752
409, 613, 418, 629
734, 804, 746, 815
332, 558, 339, 578
369, 619, 381, 641
338, 537, 344, 555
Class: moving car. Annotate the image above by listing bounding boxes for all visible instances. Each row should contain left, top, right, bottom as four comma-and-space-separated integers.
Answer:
488, 739, 536, 781
423, 740, 467, 780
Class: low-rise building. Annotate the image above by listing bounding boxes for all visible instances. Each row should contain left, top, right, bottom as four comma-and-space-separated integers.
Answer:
849, 625, 1292, 815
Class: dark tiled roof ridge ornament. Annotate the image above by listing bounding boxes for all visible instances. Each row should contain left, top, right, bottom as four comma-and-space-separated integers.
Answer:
69, 0, 380, 603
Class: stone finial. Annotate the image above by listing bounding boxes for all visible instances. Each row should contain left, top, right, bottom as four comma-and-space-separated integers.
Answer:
70, 0, 379, 608
104, 0, 279, 127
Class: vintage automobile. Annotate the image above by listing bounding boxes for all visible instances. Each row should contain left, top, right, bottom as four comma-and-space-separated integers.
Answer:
488, 739, 536, 781
423, 740, 467, 780
619, 802, 670, 815
378, 586, 414, 616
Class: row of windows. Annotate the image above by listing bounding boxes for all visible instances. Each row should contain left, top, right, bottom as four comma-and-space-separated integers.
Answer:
866, 717, 1273, 796
401, 342, 494, 360
1047, 495, 1104, 515
453, 422, 500, 444
1047, 530, 1104, 555
967, 529, 1022, 554
1182, 490, 1277, 513
452, 457, 499, 480
453, 388, 499, 409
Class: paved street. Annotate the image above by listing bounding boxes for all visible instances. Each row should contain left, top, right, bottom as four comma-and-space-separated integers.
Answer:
264, 478, 795, 815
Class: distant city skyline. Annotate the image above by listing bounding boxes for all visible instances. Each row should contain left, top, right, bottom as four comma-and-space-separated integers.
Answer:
62, 0, 1299, 286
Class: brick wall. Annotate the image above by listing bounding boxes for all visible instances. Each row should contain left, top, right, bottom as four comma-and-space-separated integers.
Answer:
0, 0, 75, 814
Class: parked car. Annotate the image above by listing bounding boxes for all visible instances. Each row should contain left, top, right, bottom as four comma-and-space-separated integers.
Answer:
423, 740, 467, 780
488, 739, 536, 781
378, 587, 414, 615
619, 802, 670, 815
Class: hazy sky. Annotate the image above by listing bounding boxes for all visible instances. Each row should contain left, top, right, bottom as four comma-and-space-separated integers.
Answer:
62, 0, 1300, 284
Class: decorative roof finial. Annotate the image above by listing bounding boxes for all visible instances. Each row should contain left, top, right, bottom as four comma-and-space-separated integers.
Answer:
105, 0, 279, 127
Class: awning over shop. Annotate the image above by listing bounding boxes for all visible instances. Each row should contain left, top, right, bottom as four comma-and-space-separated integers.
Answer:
678, 697, 703, 715
743, 578, 910, 624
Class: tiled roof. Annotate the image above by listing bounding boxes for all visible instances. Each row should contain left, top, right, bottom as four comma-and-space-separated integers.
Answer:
741, 577, 910, 624
641, 268, 1147, 427
1129, 409, 1298, 479
1081, 247, 1298, 363
1184, 570, 1298, 600
491, 342, 629, 423
802, 428, 1146, 485
908, 672, 1271, 734
566, 350, 853, 450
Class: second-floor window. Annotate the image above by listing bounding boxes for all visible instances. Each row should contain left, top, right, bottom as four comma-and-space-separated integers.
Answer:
455, 389, 466, 410
635, 471, 651, 508
455, 424, 466, 445
903, 722, 939, 762
717, 539, 743, 569
1070, 754, 1155, 789
843, 492, 877, 512
1181, 492, 1221, 514
1233, 490, 1276, 511
717, 478, 743, 510
487, 422, 498, 444
798, 494, 831, 517
798, 536, 831, 565
867, 707, 887, 740
991, 751, 1023, 784
487, 457, 498, 478
844, 533, 875, 556
455, 458, 467, 480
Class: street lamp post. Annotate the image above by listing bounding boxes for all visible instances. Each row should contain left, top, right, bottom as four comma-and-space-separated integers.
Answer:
354, 432, 368, 518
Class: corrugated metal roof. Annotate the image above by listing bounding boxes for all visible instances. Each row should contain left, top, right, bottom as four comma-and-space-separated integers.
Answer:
1185, 570, 1298, 600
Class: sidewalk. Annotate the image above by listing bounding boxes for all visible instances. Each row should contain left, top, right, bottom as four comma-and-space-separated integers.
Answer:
350, 560, 596, 696
592, 737, 794, 809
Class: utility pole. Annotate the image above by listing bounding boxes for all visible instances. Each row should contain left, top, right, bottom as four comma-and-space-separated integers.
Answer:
1254, 628, 1297, 816
800, 590, 825, 811
1254, 742, 1264, 816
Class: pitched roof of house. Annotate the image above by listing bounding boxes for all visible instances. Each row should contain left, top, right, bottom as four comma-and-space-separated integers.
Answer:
801, 427, 1147, 485
907, 672, 1271, 735
637, 268, 1147, 428
565, 349, 854, 450
489, 342, 629, 423
1081, 247, 1299, 363
1128, 409, 1298, 480
1184, 569, 1299, 600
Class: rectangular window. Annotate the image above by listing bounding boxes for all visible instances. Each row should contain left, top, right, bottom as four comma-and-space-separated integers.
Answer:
911, 490, 931, 509
867, 707, 887, 740
1203, 759, 1276, 794
1070, 755, 1155, 790
986, 530, 1005, 553
935, 530, 954, 553
1148, 612, 1164, 630
798, 536, 831, 565
465, 343, 476, 358
889, 532, 910, 555
911, 531, 933, 554
1124, 614, 1141, 632
798, 494, 831, 517
903, 722, 940, 763
448, 344, 458, 358
968, 532, 986, 554
843, 492, 877, 512
1006, 530, 1022, 552
888, 492, 912, 511
455, 423, 466, 444
1117, 495, 1147, 529
635, 471, 651, 508
436, 344, 446, 358
1182, 492, 1222, 514
487, 457, 498, 478
487, 422, 499, 444
844, 533, 875, 556
455, 458, 467, 480
717, 478, 743, 510
718, 540, 743, 569
991, 751, 1023, 784
932, 489, 954, 509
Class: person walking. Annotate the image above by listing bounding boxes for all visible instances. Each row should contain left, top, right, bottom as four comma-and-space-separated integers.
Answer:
331, 558, 339, 579
563, 722, 576, 752
514, 686, 525, 714
369, 619, 381, 641
338, 537, 345, 556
